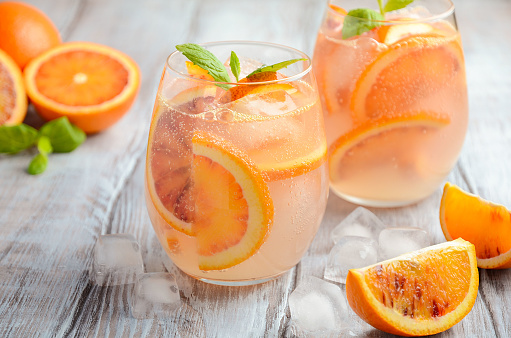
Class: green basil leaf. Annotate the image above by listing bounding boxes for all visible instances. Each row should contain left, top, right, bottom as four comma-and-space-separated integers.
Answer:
0, 124, 38, 154
230, 51, 241, 82
384, 0, 415, 13
28, 153, 48, 175
247, 58, 306, 77
342, 8, 384, 39
39, 117, 86, 153
176, 43, 231, 89
37, 136, 53, 155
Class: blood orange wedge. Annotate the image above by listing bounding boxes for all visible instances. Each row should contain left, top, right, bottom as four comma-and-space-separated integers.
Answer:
24, 41, 141, 133
0, 49, 27, 126
329, 112, 450, 183
440, 182, 511, 269
346, 238, 479, 337
350, 34, 464, 123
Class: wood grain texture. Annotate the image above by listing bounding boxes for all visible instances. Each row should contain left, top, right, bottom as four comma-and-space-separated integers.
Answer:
1, 0, 510, 337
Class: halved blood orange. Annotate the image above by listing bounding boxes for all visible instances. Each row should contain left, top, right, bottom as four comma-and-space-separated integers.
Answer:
329, 112, 450, 184
440, 182, 511, 269
0, 49, 27, 125
350, 34, 464, 123
146, 91, 274, 269
24, 41, 141, 133
346, 238, 479, 336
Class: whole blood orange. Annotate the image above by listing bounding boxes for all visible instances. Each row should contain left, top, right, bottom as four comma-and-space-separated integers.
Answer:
0, 49, 27, 125
440, 182, 511, 269
24, 42, 141, 134
0, 1, 61, 70
346, 238, 478, 336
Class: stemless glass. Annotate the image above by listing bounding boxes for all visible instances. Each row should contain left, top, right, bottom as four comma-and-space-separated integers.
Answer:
145, 41, 328, 285
313, 0, 468, 207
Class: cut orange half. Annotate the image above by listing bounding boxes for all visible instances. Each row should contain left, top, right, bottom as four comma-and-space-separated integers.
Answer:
329, 112, 450, 183
440, 182, 511, 269
0, 49, 27, 125
24, 41, 141, 133
350, 34, 464, 123
346, 238, 479, 336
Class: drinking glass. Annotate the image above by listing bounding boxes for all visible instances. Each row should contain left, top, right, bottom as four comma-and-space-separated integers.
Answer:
313, 0, 468, 207
145, 41, 328, 285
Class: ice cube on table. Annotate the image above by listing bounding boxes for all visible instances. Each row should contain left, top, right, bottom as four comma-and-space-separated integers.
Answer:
324, 236, 378, 284
90, 233, 144, 286
131, 272, 181, 319
288, 276, 347, 334
378, 227, 431, 260
331, 207, 386, 244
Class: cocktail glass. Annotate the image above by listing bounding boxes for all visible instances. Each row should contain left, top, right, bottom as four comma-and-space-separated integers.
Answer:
313, 0, 468, 207
145, 41, 328, 285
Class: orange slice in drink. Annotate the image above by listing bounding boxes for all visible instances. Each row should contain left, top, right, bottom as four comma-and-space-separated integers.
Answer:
350, 34, 464, 123
147, 91, 273, 269
0, 49, 27, 126
329, 112, 450, 184
24, 41, 141, 133
377, 22, 435, 45
346, 238, 479, 336
440, 182, 511, 269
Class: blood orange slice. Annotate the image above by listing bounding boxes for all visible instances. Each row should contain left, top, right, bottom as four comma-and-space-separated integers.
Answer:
350, 34, 464, 123
440, 182, 511, 269
346, 238, 479, 336
24, 41, 141, 133
0, 49, 27, 125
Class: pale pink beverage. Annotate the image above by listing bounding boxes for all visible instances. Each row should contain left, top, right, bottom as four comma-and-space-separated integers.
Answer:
313, 0, 468, 206
145, 42, 328, 285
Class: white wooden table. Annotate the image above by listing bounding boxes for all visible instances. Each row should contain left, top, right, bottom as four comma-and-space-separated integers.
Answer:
1, 0, 510, 336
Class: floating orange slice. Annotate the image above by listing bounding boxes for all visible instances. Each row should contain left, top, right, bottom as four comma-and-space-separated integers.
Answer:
0, 49, 27, 125
440, 182, 511, 269
329, 112, 450, 184
346, 238, 479, 336
377, 22, 435, 45
146, 92, 274, 269
350, 34, 464, 123
185, 61, 215, 81
24, 41, 141, 133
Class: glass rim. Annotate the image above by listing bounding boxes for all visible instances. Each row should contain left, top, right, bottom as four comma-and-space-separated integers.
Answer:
327, 0, 455, 24
166, 40, 313, 86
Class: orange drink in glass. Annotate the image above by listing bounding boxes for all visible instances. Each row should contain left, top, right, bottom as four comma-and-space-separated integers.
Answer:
145, 41, 328, 285
313, 0, 468, 207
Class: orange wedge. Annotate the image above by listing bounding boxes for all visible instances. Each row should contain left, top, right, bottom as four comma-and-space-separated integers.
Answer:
329, 112, 450, 184
346, 238, 479, 336
24, 41, 141, 133
0, 49, 27, 125
147, 92, 274, 269
440, 182, 511, 269
185, 61, 214, 81
350, 34, 464, 123
377, 22, 435, 45
219, 71, 279, 103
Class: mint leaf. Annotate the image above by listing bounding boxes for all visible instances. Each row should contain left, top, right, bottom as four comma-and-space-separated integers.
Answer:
176, 43, 231, 89
39, 117, 86, 153
247, 58, 306, 77
342, 8, 384, 39
384, 0, 414, 13
37, 136, 53, 155
28, 153, 48, 175
230, 51, 241, 82
0, 124, 38, 154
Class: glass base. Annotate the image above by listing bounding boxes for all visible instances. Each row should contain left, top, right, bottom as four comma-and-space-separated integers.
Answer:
331, 189, 426, 208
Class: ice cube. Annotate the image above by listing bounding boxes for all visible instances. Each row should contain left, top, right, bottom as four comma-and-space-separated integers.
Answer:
288, 276, 347, 334
90, 234, 144, 286
324, 236, 378, 284
331, 207, 386, 244
131, 272, 181, 319
378, 227, 431, 260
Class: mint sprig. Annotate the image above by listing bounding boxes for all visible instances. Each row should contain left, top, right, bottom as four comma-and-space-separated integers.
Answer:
0, 117, 86, 175
230, 51, 241, 82
176, 43, 232, 89
247, 58, 306, 77
342, 0, 415, 39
